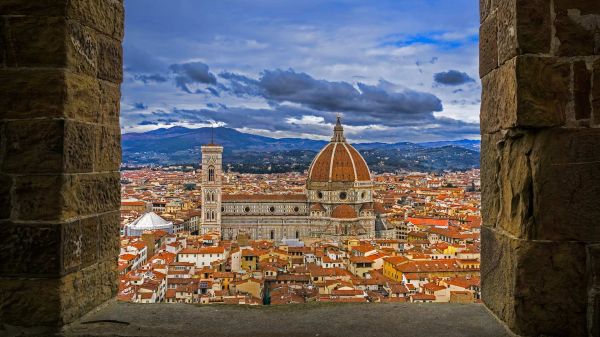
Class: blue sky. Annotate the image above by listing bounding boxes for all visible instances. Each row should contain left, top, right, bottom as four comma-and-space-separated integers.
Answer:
122, 0, 481, 142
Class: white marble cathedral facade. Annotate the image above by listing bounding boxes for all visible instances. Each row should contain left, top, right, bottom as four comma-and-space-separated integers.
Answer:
200, 117, 386, 241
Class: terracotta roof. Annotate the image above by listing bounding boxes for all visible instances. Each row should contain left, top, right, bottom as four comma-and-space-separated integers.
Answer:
310, 203, 326, 212
331, 205, 358, 219
307, 129, 371, 183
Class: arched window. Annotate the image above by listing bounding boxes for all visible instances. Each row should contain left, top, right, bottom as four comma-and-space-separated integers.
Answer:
208, 166, 215, 182
270, 230, 275, 240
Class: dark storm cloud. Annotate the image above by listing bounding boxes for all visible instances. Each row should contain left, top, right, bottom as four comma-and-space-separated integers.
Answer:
134, 74, 168, 84
433, 70, 475, 86
138, 120, 158, 126
219, 69, 443, 122
169, 61, 217, 93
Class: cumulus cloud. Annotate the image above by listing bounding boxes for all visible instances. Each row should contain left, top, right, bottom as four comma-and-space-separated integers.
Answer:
169, 61, 217, 93
433, 70, 475, 86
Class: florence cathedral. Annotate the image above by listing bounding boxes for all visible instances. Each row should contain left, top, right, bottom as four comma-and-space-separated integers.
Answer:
199, 116, 388, 241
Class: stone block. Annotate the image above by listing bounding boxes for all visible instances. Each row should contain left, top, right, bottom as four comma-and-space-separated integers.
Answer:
98, 211, 120, 261
531, 128, 600, 242
480, 0, 493, 24
97, 34, 122, 83
593, 58, 600, 126
60, 259, 118, 324
98, 80, 121, 125
0, 222, 61, 276
482, 227, 588, 336
66, 19, 99, 78
64, 121, 95, 173
481, 58, 517, 133
62, 173, 120, 219
63, 71, 103, 123
479, 11, 498, 78
3, 16, 67, 68
95, 125, 121, 172
481, 56, 569, 133
67, 0, 125, 41
497, 0, 551, 65
62, 217, 99, 274
553, 0, 600, 56
0, 175, 12, 219
0, 68, 66, 120
2, 119, 98, 174
0, 278, 61, 326
489, 128, 600, 242
1, 119, 64, 174
574, 60, 592, 120
480, 133, 500, 228
13, 175, 63, 221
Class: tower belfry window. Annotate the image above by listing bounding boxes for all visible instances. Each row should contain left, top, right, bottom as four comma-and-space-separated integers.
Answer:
208, 166, 215, 182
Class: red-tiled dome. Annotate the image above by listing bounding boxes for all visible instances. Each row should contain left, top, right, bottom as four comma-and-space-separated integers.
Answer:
308, 116, 371, 183
331, 205, 358, 219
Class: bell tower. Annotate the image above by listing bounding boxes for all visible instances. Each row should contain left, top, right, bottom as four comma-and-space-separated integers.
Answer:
200, 132, 223, 235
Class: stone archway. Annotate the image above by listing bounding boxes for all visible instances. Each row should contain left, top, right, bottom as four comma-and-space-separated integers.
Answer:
0, 0, 599, 335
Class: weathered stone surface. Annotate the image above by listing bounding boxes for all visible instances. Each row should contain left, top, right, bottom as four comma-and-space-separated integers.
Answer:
590, 245, 600, 337
95, 125, 121, 172
98, 80, 121, 125
64, 121, 95, 173
0, 222, 61, 276
0, 68, 66, 120
62, 217, 99, 274
480, 0, 493, 24
66, 20, 99, 78
0, 278, 61, 326
64, 71, 102, 123
495, 130, 535, 239
480, 133, 501, 228
481, 58, 517, 133
479, 11, 498, 77
531, 128, 600, 242
98, 211, 120, 261
60, 260, 118, 324
574, 60, 592, 120
554, 0, 600, 56
67, 0, 125, 41
3, 16, 67, 68
482, 227, 588, 336
497, 0, 552, 64
496, 0, 517, 64
13, 175, 63, 221
97, 34, 122, 83
63, 173, 121, 219
0, 175, 12, 219
481, 56, 569, 133
1, 119, 64, 174
593, 58, 600, 126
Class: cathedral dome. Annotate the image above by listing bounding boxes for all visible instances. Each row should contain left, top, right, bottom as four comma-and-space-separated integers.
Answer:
331, 204, 358, 219
308, 116, 371, 183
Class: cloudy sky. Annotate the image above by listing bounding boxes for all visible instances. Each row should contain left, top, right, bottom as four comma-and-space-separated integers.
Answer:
122, 0, 480, 143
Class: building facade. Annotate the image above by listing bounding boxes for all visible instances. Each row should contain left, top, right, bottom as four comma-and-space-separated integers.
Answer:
201, 117, 385, 241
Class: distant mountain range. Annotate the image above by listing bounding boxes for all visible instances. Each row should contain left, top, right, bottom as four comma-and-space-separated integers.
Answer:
122, 126, 480, 173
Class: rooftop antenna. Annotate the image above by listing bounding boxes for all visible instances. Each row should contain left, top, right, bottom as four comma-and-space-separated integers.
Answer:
211, 124, 215, 144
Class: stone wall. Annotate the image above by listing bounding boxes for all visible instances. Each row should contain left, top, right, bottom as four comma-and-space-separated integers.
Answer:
480, 0, 600, 335
0, 0, 123, 326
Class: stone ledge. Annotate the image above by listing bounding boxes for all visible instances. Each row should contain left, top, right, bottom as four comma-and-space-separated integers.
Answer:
0, 301, 513, 337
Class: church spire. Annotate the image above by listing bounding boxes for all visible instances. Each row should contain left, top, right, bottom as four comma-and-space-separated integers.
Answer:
331, 113, 346, 142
